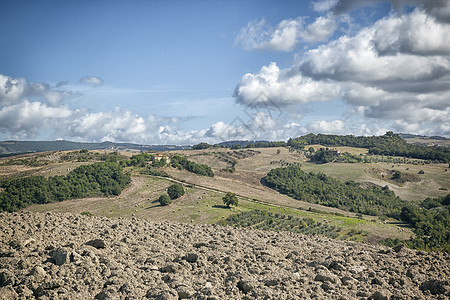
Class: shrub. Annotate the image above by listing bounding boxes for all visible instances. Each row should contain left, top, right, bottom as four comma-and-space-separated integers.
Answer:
418, 170, 425, 174
158, 194, 172, 206
167, 184, 185, 200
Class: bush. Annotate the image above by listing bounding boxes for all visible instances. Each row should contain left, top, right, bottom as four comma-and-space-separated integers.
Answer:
418, 170, 425, 174
158, 194, 172, 206
222, 192, 238, 207
167, 184, 185, 199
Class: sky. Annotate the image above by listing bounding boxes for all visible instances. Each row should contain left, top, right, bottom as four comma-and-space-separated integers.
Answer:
0, 0, 449, 145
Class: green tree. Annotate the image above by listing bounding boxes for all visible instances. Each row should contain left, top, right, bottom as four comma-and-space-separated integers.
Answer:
158, 194, 172, 206
167, 184, 185, 200
223, 192, 238, 208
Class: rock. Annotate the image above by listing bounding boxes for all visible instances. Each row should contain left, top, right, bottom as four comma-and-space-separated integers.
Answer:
264, 278, 279, 287
420, 279, 448, 295
50, 247, 69, 265
341, 276, 355, 285
185, 253, 198, 263
177, 285, 195, 299
0, 269, 15, 287
204, 282, 213, 289
0, 286, 18, 300
349, 265, 366, 274
160, 264, 178, 273
369, 290, 389, 300
237, 280, 254, 294
314, 270, 337, 284
146, 288, 178, 300
70, 250, 83, 264
31, 266, 47, 281
321, 281, 334, 292
33, 280, 62, 297
86, 238, 106, 249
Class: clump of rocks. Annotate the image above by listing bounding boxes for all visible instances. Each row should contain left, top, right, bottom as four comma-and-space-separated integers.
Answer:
0, 211, 448, 299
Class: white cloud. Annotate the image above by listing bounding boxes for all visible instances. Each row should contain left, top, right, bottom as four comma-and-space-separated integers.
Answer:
372, 9, 450, 56
234, 8, 450, 138
0, 101, 72, 139
235, 18, 303, 52
312, 0, 339, 13
0, 75, 28, 106
235, 14, 339, 52
307, 120, 346, 134
0, 74, 71, 107
299, 15, 337, 42
79, 75, 104, 87
234, 62, 341, 107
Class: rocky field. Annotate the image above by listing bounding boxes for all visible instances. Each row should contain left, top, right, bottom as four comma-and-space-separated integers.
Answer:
0, 212, 449, 299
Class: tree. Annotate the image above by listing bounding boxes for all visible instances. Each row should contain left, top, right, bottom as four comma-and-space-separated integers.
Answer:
223, 192, 238, 208
276, 149, 281, 155
158, 194, 172, 206
167, 184, 185, 200
192, 142, 211, 150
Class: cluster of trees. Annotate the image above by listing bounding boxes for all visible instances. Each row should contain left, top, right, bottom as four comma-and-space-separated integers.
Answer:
191, 142, 212, 150
309, 149, 340, 163
288, 132, 449, 162
171, 155, 214, 177
240, 141, 286, 149
263, 166, 404, 216
264, 165, 449, 251
222, 192, 238, 207
0, 162, 131, 212
221, 209, 340, 238
309, 149, 363, 164
158, 184, 185, 206
126, 153, 153, 167
384, 194, 449, 251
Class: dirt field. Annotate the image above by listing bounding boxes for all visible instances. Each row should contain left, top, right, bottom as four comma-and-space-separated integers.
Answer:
1, 212, 448, 299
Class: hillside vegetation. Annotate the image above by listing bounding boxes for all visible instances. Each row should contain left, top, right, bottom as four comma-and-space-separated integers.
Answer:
288, 132, 450, 162
0, 162, 130, 212
263, 166, 449, 251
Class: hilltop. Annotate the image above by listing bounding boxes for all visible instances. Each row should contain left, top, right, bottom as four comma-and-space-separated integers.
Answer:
0, 211, 448, 299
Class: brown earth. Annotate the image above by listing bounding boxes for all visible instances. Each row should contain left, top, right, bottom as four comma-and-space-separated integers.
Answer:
1, 212, 449, 299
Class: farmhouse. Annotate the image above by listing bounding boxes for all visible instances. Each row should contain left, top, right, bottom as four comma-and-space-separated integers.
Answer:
151, 154, 170, 163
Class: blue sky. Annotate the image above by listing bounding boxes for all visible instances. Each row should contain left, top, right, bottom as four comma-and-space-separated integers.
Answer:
0, 0, 449, 144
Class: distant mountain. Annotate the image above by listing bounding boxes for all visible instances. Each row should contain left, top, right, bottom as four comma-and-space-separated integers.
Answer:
0, 140, 190, 156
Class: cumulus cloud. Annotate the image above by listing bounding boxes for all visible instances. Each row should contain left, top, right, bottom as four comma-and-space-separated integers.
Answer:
317, 0, 450, 23
234, 7, 450, 137
299, 15, 337, 43
0, 74, 71, 107
79, 75, 104, 87
0, 101, 72, 139
234, 62, 341, 107
307, 120, 346, 134
235, 15, 338, 52
0, 75, 28, 106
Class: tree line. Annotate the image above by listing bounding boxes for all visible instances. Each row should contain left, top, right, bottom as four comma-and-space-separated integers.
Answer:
0, 162, 130, 212
171, 155, 214, 177
288, 132, 450, 162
